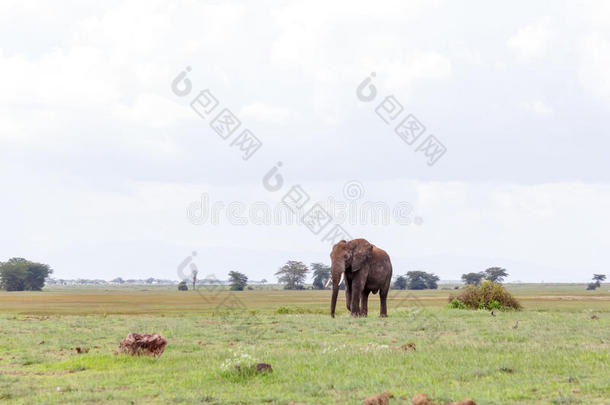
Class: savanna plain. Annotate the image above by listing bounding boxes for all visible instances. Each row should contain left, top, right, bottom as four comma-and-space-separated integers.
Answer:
0, 285, 608, 404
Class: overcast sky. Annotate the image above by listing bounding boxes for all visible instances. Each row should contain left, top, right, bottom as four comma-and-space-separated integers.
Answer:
1, 0, 609, 282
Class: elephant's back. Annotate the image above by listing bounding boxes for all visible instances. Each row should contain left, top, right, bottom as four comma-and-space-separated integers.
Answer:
367, 247, 393, 291
372, 247, 392, 270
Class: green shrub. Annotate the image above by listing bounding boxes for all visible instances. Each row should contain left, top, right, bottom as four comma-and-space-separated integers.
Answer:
488, 300, 502, 310
448, 299, 466, 309
276, 306, 290, 314
448, 281, 521, 310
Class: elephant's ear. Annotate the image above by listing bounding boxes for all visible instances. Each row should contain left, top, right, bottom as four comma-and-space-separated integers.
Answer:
348, 239, 373, 271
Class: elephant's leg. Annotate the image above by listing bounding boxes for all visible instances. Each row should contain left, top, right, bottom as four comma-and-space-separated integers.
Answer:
379, 287, 389, 317
345, 279, 352, 311
350, 280, 363, 316
360, 289, 370, 317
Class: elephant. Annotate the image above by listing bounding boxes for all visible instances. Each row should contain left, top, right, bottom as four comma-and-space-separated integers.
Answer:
329, 238, 393, 317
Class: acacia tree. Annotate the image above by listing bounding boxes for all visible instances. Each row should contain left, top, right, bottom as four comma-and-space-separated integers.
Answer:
392, 275, 407, 290
0, 258, 52, 291
592, 274, 606, 286
462, 272, 484, 286
311, 263, 331, 289
484, 267, 509, 283
228, 271, 248, 291
588, 274, 606, 290
405, 271, 439, 290
423, 272, 440, 289
191, 268, 198, 290
275, 261, 309, 290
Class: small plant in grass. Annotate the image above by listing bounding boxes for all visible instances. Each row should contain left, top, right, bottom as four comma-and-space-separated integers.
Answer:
448, 281, 521, 310
220, 349, 260, 379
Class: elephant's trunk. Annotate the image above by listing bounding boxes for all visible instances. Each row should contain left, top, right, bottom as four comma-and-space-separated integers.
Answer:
325, 271, 343, 288
330, 264, 345, 318
330, 286, 339, 318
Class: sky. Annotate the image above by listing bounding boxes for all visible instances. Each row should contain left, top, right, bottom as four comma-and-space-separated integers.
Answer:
1, 0, 609, 283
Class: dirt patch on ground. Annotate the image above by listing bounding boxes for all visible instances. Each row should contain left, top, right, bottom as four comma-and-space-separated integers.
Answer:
363, 392, 393, 405
398, 343, 416, 351
412, 393, 430, 405
115, 333, 167, 357
256, 363, 272, 373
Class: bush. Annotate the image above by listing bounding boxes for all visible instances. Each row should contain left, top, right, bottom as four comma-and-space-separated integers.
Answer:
448, 299, 466, 309
586, 283, 598, 290
488, 300, 501, 310
177, 281, 188, 291
448, 281, 521, 310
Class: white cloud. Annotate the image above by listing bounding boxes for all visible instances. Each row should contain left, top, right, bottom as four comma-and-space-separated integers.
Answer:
507, 16, 555, 60
381, 50, 453, 90
521, 100, 553, 115
239, 102, 294, 124
76, 0, 173, 55
578, 32, 610, 104
409, 181, 610, 278
114, 93, 193, 127
0, 46, 119, 106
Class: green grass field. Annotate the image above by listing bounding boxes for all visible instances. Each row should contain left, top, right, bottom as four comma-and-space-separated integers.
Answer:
0, 285, 608, 404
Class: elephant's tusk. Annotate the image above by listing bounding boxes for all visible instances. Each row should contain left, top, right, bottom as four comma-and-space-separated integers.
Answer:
325, 272, 345, 288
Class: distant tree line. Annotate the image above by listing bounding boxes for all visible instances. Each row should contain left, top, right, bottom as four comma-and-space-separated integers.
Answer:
392, 271, 439, 290
5, 256, 603, 294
